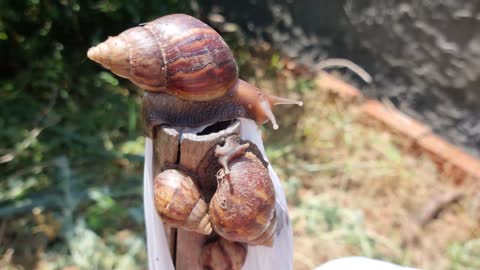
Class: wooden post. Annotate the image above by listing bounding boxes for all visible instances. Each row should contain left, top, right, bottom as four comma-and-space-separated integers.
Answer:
151, 121, 241, 269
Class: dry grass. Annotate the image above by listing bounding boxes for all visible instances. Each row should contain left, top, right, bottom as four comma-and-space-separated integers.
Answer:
2, 41, 479, 269
263, 79, 480, 270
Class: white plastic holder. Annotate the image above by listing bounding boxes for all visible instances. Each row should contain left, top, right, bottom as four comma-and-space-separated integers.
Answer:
143, 119, 294, 270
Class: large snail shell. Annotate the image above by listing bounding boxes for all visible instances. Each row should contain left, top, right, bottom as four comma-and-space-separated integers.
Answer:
153, 169, 212, 235
209, 137, 276, 246
87, 14, 238, 101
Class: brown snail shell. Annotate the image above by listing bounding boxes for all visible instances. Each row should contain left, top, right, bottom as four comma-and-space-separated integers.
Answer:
87, 14, 237, 101
153, 169, 212, 235
209, 136, 276, 246
196, 134, 269, 203
201, 238, 247, 270
87, 14, 302, 135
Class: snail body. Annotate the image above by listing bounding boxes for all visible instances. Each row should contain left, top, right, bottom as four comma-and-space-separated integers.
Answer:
88, 14, 302, 134
142, 79, 299, 137
153, 169, 212, 235
209, 136, 276, 246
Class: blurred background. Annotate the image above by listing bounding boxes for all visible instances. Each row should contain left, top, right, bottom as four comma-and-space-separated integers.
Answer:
1, 0, 479, 269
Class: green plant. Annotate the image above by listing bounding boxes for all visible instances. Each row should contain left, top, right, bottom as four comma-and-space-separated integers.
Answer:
0, 1, 195, 267
448, 239, 480, 270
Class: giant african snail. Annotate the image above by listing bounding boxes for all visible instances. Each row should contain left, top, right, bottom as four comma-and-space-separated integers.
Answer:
87, 14, 302, 137
153, 169, 212, 235
210, 136, 277, 246
152, 136, 276, 246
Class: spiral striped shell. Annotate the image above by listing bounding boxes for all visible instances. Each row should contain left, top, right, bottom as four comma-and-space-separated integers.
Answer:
87, 14, 238, 101
153, 169, 212, 235
210, 151, 276, 246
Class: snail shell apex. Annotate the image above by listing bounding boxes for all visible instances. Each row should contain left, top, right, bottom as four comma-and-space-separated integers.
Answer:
88, 14, 238, 101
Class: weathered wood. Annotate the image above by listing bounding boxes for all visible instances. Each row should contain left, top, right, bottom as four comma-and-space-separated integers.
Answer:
153, 127, 180, 176
152, 121, 240, 269
180, 121, 241, 171
152, 126, 181, 261
175, 231, 205, 270
175, 121, 240, 269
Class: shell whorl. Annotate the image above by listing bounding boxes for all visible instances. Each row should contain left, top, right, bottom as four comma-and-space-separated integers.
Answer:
87, 14, 238, 101
247, 211, 277, 246
209, 139, 276, 246
153, 169, 212, 235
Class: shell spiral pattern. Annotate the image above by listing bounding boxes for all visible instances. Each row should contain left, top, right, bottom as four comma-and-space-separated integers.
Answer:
88, 14, 238, 101
153, 169, 212, 235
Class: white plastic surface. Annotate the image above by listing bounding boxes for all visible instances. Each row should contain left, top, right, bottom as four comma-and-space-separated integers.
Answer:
239, 119, 294, 270
143, 138, 175, 270
143, 119, 294, 270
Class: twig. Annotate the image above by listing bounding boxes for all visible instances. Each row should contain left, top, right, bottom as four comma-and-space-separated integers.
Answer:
316, 58, 373, 83
415, 190, 464, 227
0, 128, 42, 164
0, 88, 59, 164
0, 248, 14, 264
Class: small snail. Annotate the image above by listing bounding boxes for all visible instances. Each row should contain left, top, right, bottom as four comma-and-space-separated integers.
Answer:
87, 14, 302, 136
153, 169, 212, 235
195, 130, 270, 202
209, 136, 276, 246
201, 238, 247, 270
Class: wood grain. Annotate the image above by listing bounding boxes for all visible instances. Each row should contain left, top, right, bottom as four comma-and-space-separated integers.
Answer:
152, 120, 240, 269
152, 126, 180, 260
180, 121, 240, 171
